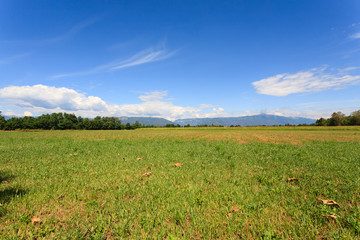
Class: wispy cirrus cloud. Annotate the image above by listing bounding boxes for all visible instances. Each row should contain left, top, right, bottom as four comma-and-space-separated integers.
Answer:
40, 18, 98, 44
52, 47, 175, 79
0, 52, 31, 65
112, 49, 173, 70
252, 66, 360, 96
0, 18, 97, 46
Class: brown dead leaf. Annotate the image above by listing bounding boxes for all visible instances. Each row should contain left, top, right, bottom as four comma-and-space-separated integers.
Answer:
287, 178, 299, 182
56, 193, 64, 200
323, 214, 338, 221
136, 157, 142, 160
140, 172, 152, 178
31, 217, 41, 224
1, 180, 9, 184
172, 162, 182, 167
194, 234, 203, 240
231, 206, 240, 212
319, 199, 340, 207
226, 212, 232, 218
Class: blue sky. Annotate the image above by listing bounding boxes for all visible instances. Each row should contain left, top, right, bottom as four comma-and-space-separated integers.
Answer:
0, 0, 360, 120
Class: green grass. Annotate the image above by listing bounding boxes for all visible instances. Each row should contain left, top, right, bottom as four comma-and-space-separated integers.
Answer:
0, 129, 360, 239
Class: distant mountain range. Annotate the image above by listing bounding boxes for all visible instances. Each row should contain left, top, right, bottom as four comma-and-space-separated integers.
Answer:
119, 117, 173, 126
120, 114, 315, 126
3, 114, 316, 126
173, 114, 315, 126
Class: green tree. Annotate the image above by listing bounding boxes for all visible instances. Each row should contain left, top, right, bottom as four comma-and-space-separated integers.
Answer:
83, 118, 91, 130
36, 114, 51, 129
49, 113, 61, 129
58, 113, 77, 129
315, 117, 327, 126
133, 121, 141, 129
0, 111, 6, 130
89, 116, 103, 130
101, 117, 122, 130
22, 116, 37, 129
125, 122, 133, 130
329, 112, 346, 126
76, 116, 84, 129
5, 117, 23, 130
349, 110, 360, 125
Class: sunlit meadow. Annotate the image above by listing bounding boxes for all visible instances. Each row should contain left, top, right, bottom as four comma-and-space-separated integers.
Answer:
1, 127, 360, 239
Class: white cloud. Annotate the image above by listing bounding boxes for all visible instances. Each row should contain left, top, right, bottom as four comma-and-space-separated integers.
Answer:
0, 85, 224, 121
264, 107, 360, 120
52, 47, 174, 79
0, 85, 108, 111
252, 67, 360, 96
24, 111, 33, 117
350, 32, 360, 39
1, 85, 357, 121
4, 110, 19, 117
138, 91, 169, 102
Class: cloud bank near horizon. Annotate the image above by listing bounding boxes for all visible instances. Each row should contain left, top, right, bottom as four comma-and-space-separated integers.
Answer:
0, 84, 358, 120
252, 67, 360, 96
0, 85, 225, 120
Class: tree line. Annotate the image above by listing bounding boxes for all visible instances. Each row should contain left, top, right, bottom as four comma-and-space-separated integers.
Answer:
315, 110, 360, 126
0, 112, 148, 130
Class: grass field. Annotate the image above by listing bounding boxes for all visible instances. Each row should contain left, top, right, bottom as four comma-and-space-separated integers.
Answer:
1, 127, 360, 239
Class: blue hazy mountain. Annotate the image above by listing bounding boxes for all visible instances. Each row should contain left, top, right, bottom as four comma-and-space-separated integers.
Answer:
119, 114, 315, 126
3, 114, 315, 126
173, 114, 315, 126
118, 117, 173, 126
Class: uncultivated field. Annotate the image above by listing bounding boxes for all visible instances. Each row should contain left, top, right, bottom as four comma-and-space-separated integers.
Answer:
0, 127, 360, 239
